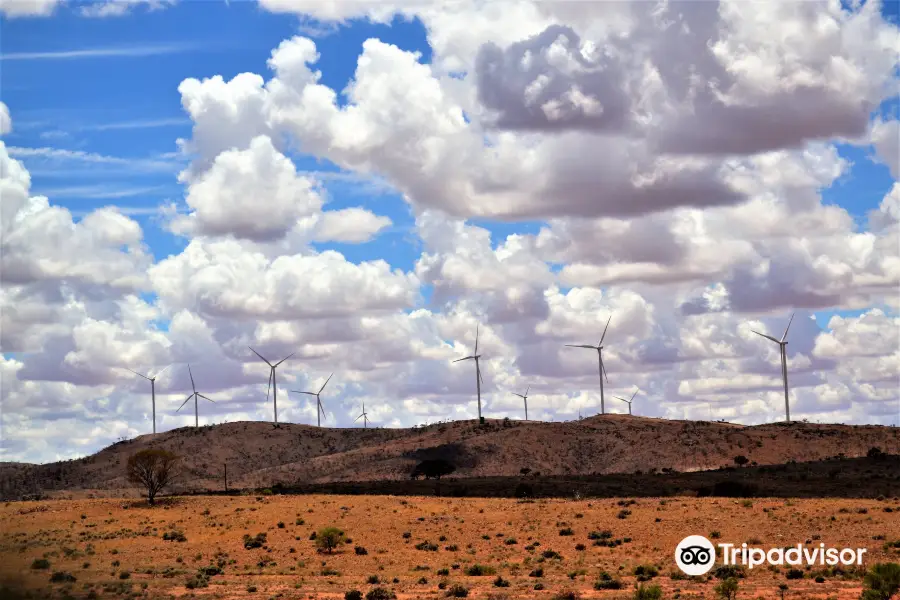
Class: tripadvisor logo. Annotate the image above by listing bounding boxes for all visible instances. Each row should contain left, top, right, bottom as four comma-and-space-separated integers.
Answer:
675, 535, 868, 576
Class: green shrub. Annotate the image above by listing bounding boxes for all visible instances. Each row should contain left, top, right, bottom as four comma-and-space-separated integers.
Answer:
315, 527, 345, 554
242, 532, 267, 549
31, 559, 51, 569
445, 584, 468, 597
49, 572, 76, 583
464, 564, 496, 576
861, 562, 900, 600
715, 577, 739, 600
633, 583, 663, 600
593, 571, 623, 590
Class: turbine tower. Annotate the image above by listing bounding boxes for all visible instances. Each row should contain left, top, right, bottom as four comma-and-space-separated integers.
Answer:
355, 401, 369, 428
453, 324, 485, 422
613, 388, 639, 415
124, 365, 170, 434
249, 347, 294, 427
293, 373, 332, 427
176, 364, 215, 428
565, 315, 612, 415
750, 313, 795, 423
512, 386, 530, 420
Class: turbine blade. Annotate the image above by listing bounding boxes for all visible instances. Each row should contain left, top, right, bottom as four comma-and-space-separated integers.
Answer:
565, 344, 596, 349
188, 364, 196, 393
198, 394, 215, 402
613, 396, 627, 402
601, 358, 609, 383
274, 352, 295, 367
319, 372, 333, 394
453, 356, 475, 363
125, 368, 151, 380
525, 385, 530, 397
176, 394, 192, 412
295, 391, 316, 396
751, 329, 780, 344
248, 346, 273, 367
152, 364, 171, 380
512, 393, 525, 399
355, 414, 362, 422
630, 389, 639, 401
265, 369, 273, 404
474, 324, 479, 356
780, 312, 795, 343
599, 315, 612, 345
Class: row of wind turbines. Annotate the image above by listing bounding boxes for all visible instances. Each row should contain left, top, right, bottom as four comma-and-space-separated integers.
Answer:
127, 313, 798, 434
454, 313, 796, 423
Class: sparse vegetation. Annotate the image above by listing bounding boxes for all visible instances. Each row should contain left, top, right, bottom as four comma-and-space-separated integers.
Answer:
125, 449, 180, 506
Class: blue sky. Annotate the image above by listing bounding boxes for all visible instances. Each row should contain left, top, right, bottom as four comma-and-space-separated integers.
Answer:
2, 2, 435, 268
3, 1, 896, 279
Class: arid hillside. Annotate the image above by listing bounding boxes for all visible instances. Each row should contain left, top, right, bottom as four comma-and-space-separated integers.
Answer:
1, 416, 898, 499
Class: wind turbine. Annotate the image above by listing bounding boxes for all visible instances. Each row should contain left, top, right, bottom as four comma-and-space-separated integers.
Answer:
565, 315, 612, 415
613, 388, 639, 415
176, 364, 215, 428
355, 401, 369, 428
453, 325, 485, 422
512, 386, 530, 420
124, 365, 170, 434
293, 373, 332, 427
749, 313, 795, 423
248, 347, 294, 427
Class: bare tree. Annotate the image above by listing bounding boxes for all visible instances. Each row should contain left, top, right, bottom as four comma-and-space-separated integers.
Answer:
126, 449, 180, 505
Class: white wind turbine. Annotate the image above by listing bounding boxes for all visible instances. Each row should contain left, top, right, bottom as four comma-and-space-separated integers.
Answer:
453, 324, 485, 422
248, 347, 294, 427
565, 315, 612, 415
749, 312, 795, 423
293, 373, 332, 427
176, 364, 215, 428
613, 388, 639, 415
123, 365, 170, 434
355, 401, 369, 428
511, 386, 530, 421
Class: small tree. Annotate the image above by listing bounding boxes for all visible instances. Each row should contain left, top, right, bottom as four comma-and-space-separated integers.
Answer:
715, 577, 739, 600
733, 455, 749, 467
777, 583, 788, 600
520, 467, 531, 476
862, 562, 900, 600
315, 527, 345, 554
126, 449, 180, 505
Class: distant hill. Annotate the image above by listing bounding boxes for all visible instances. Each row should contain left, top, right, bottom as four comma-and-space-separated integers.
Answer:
1, 416, 898, 500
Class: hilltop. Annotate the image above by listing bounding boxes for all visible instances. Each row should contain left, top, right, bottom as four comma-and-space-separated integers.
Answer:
1, 416, 898, 500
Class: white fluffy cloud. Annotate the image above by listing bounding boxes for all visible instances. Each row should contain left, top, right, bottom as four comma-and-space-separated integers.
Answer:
0, 0, 60, 17
2, 1, 898, 463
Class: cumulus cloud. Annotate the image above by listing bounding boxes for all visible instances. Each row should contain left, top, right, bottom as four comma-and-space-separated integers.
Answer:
0, 102, 11, 135
0, 0, 60, 17
149, 239, 420, 320
173, 135, 324, 241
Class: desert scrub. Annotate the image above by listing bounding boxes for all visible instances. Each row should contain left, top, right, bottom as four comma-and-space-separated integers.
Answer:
30, 558, 51, 569
593, 572, 622, 590
633, 564, 660, 581
445, 584, 469, 597
415, 540, 439, 551
365, 588, 396, 600
464, 564, 496, 576
633, 583, 663, 600
162, 530, 187, 542
243, 532, 267, 549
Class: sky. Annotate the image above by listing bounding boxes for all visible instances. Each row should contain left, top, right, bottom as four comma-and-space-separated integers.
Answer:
1, 0, 898, 465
